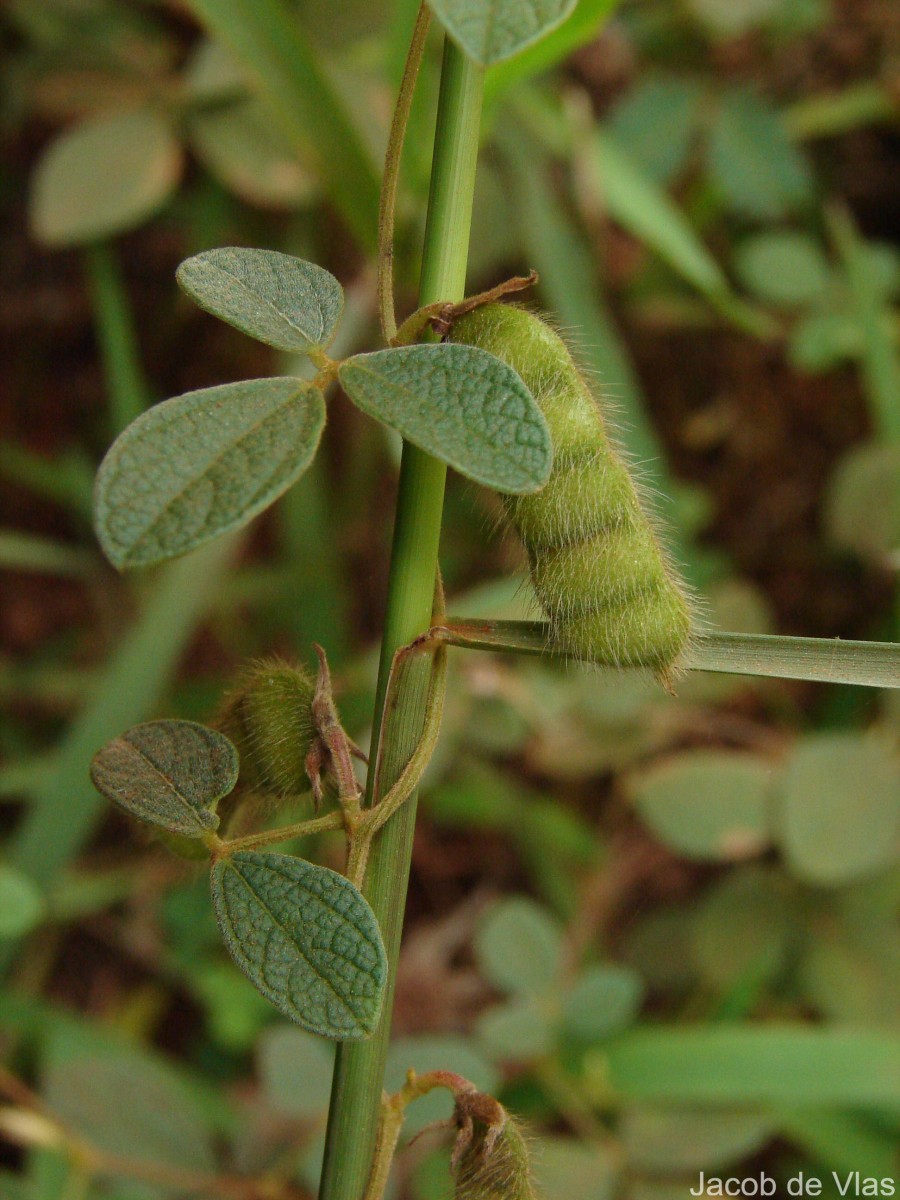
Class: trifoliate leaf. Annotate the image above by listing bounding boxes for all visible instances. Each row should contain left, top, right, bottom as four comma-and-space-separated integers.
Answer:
211, 851, 387, 1039
429, 0, 577, 65
177, 248, 343, 353
339, 344, 551, 494
90, 720, 236, 835
94, 377, 325, 569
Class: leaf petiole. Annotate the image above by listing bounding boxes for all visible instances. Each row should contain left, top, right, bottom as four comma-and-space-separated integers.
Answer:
390, 270, 538, 346
209, 810, 346, 858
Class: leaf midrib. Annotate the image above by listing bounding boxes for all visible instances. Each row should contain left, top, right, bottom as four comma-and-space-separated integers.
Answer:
118, 734, 216, 831
111, 384, 317, 564
198, 260, 326, 348
223, 857, 375, 1023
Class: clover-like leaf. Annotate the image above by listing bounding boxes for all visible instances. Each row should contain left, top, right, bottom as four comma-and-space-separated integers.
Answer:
477, 997, 555, 1060
562, 964, 643, 1042
429, 0, 577, 65
94, 377, 325, 569
43, 1042, 217, 1176
185, 41, 318, 212
825, 441, 900, 567
211, 852, 387, 1039
176, 248, 343, 353
339, 343, 551, 494
90, 720, 237, 836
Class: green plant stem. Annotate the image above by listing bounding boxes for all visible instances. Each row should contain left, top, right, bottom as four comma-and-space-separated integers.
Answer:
84, 242, 151, 435
318, 37, 483, 1200
0, 530, 93, 577
785, 82, 895, 141
346, 643, 448, 887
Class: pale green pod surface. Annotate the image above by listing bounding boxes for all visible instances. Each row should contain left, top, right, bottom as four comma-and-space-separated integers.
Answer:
531, 523, 667, 612
451, 304, 692, 676
510, 454, 640, 552
218, 659, 317, 798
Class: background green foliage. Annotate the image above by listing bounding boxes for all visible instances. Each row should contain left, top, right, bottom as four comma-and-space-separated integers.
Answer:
1, 0, 898, 1197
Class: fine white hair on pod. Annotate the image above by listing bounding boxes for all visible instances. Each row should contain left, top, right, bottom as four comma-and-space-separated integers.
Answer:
451, 303, 695, 687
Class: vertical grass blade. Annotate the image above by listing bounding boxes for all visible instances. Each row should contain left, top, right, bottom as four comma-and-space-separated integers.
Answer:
185, 0, 380, 251
84, 242, 152, 436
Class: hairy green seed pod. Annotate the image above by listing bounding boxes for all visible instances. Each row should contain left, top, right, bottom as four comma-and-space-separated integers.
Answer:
217, 658, 316, 797
451, 304, 692, 679
454, 1114, 535, 1200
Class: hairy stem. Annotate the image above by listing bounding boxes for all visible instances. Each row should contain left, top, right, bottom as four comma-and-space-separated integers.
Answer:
318, 36, 483, 1200
378, 1, 432, 342
215, 810, 345, 855
363, 1070, 481, 1200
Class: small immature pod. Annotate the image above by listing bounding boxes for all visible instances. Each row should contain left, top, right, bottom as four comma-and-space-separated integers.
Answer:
217, 659, 317, 798
453, 1113, 535, 1200
451, 304, 692, 680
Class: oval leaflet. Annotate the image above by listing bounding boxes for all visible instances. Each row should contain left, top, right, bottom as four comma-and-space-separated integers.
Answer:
429, 0, 577, 66
30, 108, 181, 247
90, 719, 238, 836
338, 342, 552, 495
211, 851, 387, 1040
176, 247, 344, 353
94, 377, 326, 569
